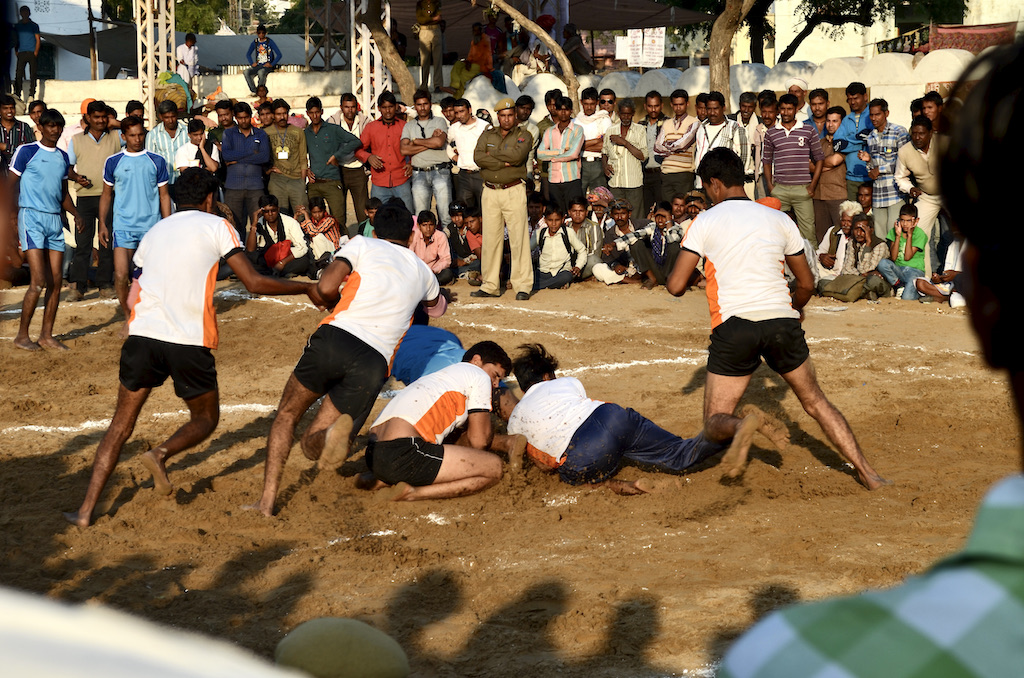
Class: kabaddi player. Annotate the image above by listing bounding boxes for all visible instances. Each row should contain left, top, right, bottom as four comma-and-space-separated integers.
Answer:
10, 108, 82, 351
361, 341, 524, 501
252, 202, 445, 517
98, 115, 172, 318
64, 168, 322, 527
667, 148, 888, 489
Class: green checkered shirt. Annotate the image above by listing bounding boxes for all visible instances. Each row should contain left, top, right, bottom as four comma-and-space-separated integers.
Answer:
720, 474, 1024, 678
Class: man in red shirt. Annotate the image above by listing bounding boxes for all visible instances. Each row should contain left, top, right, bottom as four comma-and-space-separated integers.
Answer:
356, 91, 414, 209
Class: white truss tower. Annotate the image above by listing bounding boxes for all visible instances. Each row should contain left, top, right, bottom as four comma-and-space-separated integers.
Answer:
350, 0, 392, 117
136, 0, 176, 126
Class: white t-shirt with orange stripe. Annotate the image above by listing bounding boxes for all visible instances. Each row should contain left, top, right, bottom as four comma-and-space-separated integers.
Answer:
372, 362, 492, 444
506, 377, 603, 466
128, 210, 244, 349
681, 198, 804, 329
321, 235, 440, 364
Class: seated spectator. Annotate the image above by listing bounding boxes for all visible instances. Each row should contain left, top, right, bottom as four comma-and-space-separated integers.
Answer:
351, 197, 382, 238
835, 213, 891, 300
295, 197, 344, 279
593, 199, 642, 285
411, 210, 454, 285
586, 187, 614, 230
606, 201, 685, 289
532, 204, 586, 291
856, 181, 873, 218
566, 197, 602, 279
447, 200, 477, 276
457, 205, 485, 284
915, 230, 966, 307
816, 199, 858, 283
877, 202, 927, 300
253, 85, 270, 109
245, 194, 310, 277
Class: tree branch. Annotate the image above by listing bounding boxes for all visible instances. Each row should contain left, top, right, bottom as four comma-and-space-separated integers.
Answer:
778, 12, 872, 62
356, 0, 417, 105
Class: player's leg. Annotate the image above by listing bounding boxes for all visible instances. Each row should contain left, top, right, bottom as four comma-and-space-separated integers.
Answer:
112, 246, 134, 316
382, 444, 503, 501
779, 358, 889, 490
253, 374, 324, 516
63, 384, 151, 526
140, 389, 220, 496
15, 247, 48, 350
37, 246, 69, 350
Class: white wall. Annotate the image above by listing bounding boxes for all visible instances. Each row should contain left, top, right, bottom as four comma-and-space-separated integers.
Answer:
964, 0, 1024, 26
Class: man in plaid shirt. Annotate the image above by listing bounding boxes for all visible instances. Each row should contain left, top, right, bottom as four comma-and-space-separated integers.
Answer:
860, 98, 909, 240
720, 43, 1024, 678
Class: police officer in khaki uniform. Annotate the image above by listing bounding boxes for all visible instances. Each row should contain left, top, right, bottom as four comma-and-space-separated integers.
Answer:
472, 98, 534, 300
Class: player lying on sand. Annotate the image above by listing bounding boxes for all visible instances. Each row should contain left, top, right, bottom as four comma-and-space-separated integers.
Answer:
63, 169, 323, 527
356, 341, 527, 501
505, 344, 788, 494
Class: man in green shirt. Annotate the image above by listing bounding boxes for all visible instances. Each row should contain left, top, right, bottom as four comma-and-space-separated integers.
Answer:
304, 96, 361, 224
267, 98, 308, 215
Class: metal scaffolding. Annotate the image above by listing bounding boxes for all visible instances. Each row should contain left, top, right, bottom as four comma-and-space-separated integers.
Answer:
350, 0, 391, 117
136, 0, 176, 126
305, 1, 348, 71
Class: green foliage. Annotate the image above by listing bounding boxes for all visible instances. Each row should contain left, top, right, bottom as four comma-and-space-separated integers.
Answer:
176, 0, 227, 34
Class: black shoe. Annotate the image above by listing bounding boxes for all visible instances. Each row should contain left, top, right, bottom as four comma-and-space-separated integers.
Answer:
516, 291, 531, 301
470, 290, 500, 298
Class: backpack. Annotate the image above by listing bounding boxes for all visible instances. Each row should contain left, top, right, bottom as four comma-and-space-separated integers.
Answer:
537, 228, 577, 268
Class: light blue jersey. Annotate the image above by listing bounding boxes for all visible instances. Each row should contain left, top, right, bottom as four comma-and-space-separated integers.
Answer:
103, 150, 169, 238
10, 142, 70, 214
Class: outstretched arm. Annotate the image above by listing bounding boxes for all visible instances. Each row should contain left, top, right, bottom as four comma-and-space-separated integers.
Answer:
226, 251, 323, 307
666, 249, 700, 296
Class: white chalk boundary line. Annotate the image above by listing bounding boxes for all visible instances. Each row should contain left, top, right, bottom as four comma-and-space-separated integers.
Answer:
2, 403, 277, 436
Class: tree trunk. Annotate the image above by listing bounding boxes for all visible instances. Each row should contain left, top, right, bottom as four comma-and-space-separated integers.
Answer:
708, 0, 757, 112
745, 0, 773, 65
357, 0, 417, 105
486, 0, 580, 111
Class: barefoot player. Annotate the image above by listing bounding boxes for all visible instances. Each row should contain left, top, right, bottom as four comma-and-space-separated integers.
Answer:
64, 168, 322, 527
361, 341, 520, 501
252, 202, 444, 517
10, 108, 82, 351
506, 344, 784, 494
667, 147, 888, 489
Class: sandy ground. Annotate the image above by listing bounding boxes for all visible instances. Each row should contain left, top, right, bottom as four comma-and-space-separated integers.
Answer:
0, 278, 1018, 677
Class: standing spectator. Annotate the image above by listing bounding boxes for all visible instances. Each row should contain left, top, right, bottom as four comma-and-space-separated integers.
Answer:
416, 0, 443, 92
244, 25, 281, 95
536, 96, 584, 212
654, 89, 698, 199
515, 95, 540, 180
447, 97, 488, 207
410, 210, 453, 284
833, 81, 874, 200
535, 89, 561, 200
602, 99, 647, 221
877, 203, 927, 300
895, 116, 942, 274
575, 88, 611, 194
472, 97, 532, 299
762, 93, 823, 243
785, 77, 811, 122
561, 23, 594, 75
640, 90, 666, 214
0, 94, 33, 175
207, 99, 235, 185
730, 91, 760, 199
599, 90, 618, 121
67, 99, 120, 300
12, 6, 41, 98
176, 33, 199, 87
329, 93, 370, 225
27, 99, 46, 140
692, 92, 748, 189
100, 116, 172, 317
806, 88, 829, 137
222, 102, 271, 237
861, 98, 909, 240
145, 99, 189, 193
401, 89, 452, 232
751, 96, 778, 199
10, 108, 82, 351
921, 90, 943, 127
357, 91, 412, 208
813, 106, 849, 243
266, 99, 308, 215
305, 96, 360, 225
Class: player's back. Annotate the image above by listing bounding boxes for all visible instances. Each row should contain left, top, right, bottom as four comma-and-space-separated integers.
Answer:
128, 210, 243, 349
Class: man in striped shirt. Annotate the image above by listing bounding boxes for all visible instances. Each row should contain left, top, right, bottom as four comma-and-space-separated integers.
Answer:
537, 96, 584, 212
861, 98, 909, 240
602, 99, 648, 221
145, 100, 190, 196
762, 93, 823, 242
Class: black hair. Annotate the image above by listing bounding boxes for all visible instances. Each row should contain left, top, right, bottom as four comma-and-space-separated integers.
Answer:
543, 204, 565, 218
233, 102, 252, 116
440, 96, 456, 109
448, 200, 467, 215
28, 99, 46, 113
120, 115, 144, 133
567, 196, 588, 210
515, 94, 535, 108
39, 108, 66, 127
1, 94, 17, 107
697, 148, 745, 189
341, 92, 358, 104
757, 89, 777, 105
417, 210, 437, 224
174, 168, 220, 207
374, 203, 415, 242
581, 87, 599, 101
599, 88, 616, 99
258, 194, 279, 208
706, 91, 725, 107
157, 99, 177, 115
377, 90, 397, 107
869, 98, 888, 112
512, 344, 558, 393
544, 89, 562, 105
187, 118, 206, 134
86, 100, 106, 116
126, 100, 144, 115
910, 97, 924, 116
214, 99, 233, 112
527, 192, 545, 205
105, 105, 117, 118
695, 92, 710, 106
910, 115, 932, 131
366, 197, 384, 211
306, 96, 323, 110
899, 203, 918, 218
256, 23, 267, 32
257, 101, 273, 113
646, 90, 663, 101
846, 81, 867, 96
465, 206, 482, 220
308, 196, 327, 211
554, 96, 573, 110
463, 341, 512, 375
923, 90, 944, 106
271, 98, 290, 112
413, 89, 431, 103
653, 200, 673, 214
826, 105, 847, 119
453, 98, 471, 109
808, 88, 828, 102
858, 181, 873, 193
778, 93, 799, 108
185, 32, 197, 42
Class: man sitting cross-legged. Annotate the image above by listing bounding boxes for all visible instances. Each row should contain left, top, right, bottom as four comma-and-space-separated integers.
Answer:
614, 201, 685, 290
505, 344, 788, 495
359, 341, 525, 501
531, 203, 587, 291
63, 168, 322, 527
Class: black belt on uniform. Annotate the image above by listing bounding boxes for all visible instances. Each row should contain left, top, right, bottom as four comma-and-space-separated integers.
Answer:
412, 162, 452, 172
483, 179, 523, 190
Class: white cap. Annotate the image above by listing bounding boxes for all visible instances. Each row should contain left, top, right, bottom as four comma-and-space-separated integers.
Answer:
785, 77, 809, 92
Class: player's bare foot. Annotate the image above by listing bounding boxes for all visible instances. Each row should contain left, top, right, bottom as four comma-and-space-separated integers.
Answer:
62, 510, 91, 527
318, 414, 353, 470
140, 450, 173, 496
375, 481, 414, 502
355, 472, 386, 491
860, 471, 892, 491
739, 404, 790, 450
508, 434, 527, 472
38, 336, 70, 351
601, 479, 649, 496
242, 500, 275, 517
13, 337, 41, 351
721, 413, 760, 479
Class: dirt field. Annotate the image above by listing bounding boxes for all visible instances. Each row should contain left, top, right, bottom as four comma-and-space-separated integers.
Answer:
0, 279, 1017, 677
